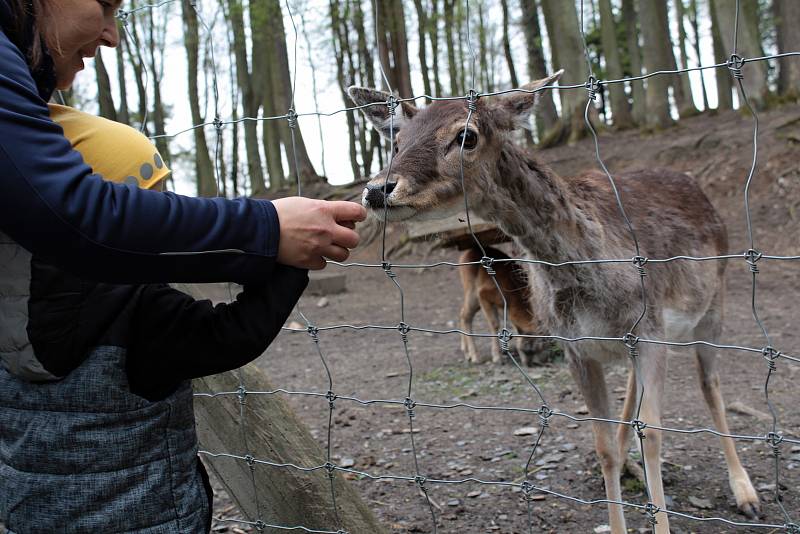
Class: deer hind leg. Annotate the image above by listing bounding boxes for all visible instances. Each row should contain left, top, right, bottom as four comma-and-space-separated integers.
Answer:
694, 306, 760, 518
567, 351, 626, 534
633, 345, 670, 533
459, 267, 484, 364
616, 367, 646, 483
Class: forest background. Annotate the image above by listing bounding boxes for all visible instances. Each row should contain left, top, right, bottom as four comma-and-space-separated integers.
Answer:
62, 0, 800, 197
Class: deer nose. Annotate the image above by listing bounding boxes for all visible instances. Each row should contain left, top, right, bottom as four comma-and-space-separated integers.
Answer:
364, 181, 397, 208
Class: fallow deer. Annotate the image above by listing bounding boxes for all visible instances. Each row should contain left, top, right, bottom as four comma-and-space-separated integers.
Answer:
349, 74, 759, 533
459, 245, 549, 366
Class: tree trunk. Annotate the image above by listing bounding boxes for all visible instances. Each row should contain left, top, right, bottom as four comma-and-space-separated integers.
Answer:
598, 0, 633, 128
353, 0, 376, 177
227, 0, 267, 196
689, 0, 710, 110
95, 49, 117, 121
125, 12, 149, 133
443, 0, 459, 94
519, 0, 558, 141
540, 0, 587, 144
330, 0, 361, 182
429, 0, 443, 96
499, 0, 518, 89
413, 0, 432, 99
376, 0, 414, 98
638, 0, 674, 129
709, 0, 733, 110
477, 3, 490, 91
147, 6, 171, 169
774, 0, 800, 99
181, 0, 217, 197
250, 0, 285, 191
714, 0, 769, 109
455, 0, 467, 90
672, 0, 698, 117
621, 0, 646, 124
115, 35, 130, 125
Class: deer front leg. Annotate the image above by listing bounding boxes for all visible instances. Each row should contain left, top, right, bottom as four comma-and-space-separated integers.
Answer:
478, 288, 504, 364
632, 346, 670, 534
567, 350, 626, 534
459, 283, 484, 364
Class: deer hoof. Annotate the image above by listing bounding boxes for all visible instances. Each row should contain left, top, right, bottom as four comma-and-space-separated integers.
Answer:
738, 501, 760, 520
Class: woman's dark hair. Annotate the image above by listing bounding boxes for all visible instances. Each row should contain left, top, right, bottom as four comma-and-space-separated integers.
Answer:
8, 0, 46, 70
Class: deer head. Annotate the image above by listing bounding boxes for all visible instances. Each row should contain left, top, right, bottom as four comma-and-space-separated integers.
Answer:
348, 71, 563, 222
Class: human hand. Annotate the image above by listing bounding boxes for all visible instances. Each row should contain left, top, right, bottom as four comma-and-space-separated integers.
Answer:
272, 197, 367, 270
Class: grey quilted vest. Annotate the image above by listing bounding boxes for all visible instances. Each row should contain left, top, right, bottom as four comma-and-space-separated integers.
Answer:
0, 345, 210, 533
0, 230, 56, 381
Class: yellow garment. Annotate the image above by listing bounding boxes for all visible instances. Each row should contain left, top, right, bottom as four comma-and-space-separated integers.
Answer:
49, 104, 170, 190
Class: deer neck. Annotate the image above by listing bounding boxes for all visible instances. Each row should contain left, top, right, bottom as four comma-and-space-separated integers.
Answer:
472, 145, 589, 264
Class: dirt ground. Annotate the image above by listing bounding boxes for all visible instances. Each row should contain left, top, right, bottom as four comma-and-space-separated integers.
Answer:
212, 104, 800, 534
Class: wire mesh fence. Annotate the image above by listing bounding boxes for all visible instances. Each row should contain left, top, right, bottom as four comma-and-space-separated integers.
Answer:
114, 0, 800, 532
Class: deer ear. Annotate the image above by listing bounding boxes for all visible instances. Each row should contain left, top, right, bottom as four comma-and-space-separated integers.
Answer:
348, 86, 418, 140
496, 70, 564, 129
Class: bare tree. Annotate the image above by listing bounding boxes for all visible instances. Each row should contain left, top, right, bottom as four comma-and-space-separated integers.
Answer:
94, 49, 117, 121
673, 0, 698, 117
621, 0, 646, 124
709, 0, 734, 110
499, 0, 518, 88
540, 0, 587, 144
638, 0, 674, 129
598, 0, 633, 128
443, 0, 459, 94
688, 0, 710, 110
225, 0, 267, 195
375, 0, 414, 98
181, 0, 217, 197
412, 0, 432, 99
715, 0, 770, 109
520, 0, 558, 141
774, 0, 800, 99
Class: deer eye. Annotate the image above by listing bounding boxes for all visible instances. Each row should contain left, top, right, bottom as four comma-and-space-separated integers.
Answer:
456, 129, 478, 150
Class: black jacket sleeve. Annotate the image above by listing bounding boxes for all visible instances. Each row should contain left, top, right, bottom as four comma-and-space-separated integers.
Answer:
125, 265, 309, 400
0, 27, 280, 285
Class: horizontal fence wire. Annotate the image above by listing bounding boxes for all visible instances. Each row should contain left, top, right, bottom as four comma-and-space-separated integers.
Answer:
114, 0, 800, 531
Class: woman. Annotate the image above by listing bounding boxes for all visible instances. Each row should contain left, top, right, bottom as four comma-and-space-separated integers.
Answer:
0, 0, 365, 283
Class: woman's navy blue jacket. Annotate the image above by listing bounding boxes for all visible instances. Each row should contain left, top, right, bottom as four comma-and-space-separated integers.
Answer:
0, 0, 280, 284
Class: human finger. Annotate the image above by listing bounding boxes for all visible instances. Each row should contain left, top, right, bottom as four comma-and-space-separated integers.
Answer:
320, 244, 350, 263
329, 200, 367, 223
330, 225, 360, 250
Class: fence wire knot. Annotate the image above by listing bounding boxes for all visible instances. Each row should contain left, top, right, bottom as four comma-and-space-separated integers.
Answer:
244, 454, 255, 467
115, 8, 129, 23
386, 95, 398, 116
728, 54, 745, 79
585, 76, 600, 101
480, 255, 496, 276
766, 432, 784, 457
323, 461, 336, 478
762, 345, 780, 371
466, 89, 480, 111
254, 520, 267, 532
286, 108, 298, 129
498, 328, 512, 353
785, 523, 800, 534
632, 255, 648, 277
414, 475, 428, 492
521, 480, 537, 500
744, 249, 762, 273
644, 502, 660, 525
325, 389, 337, 409
306, 325, 319, 343
631, 419, 648, 440
212, 115, 223, 132
538, 405, 553, 428
236, 385, 247, 406
381, 261, 396, 279
622, 332, 640, 359
404, 397, 417, 419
